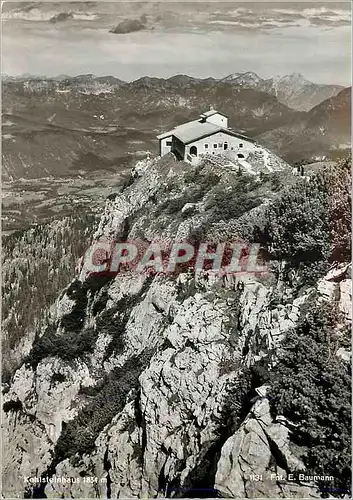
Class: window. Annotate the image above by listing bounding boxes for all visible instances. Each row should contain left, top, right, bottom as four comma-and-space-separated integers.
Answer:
204, 144, 209, 149
238, 153, 245, 159
213, 144, 218, 149
239, 143, 243, 148
166, 141, 172, 146
218, 143, 223, 148
190, 146, 198, 156
224, 142, 228, 150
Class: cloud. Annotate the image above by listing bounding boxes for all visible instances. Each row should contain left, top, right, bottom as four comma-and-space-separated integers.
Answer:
3, 2, 350, 31
1, 4, 98, 22
209, 4, 352, 31
209, 11, 303, 32
309, 16, 351, 27
110, 19, 146, 35
2, 8, 54, 21
1, 1, 351, 85
273, 6, 351, 28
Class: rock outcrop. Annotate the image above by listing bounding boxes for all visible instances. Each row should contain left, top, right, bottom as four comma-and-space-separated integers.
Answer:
215, 397, 319, 498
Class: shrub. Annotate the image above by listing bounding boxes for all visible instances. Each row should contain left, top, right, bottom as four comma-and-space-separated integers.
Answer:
26, 327, 99, 369
59, 280, 89, 332
268, 301, 351, 492
183, 168, 221, 190
255, 159, 351, 285
3, 400, 23, 413
156, 168, 221, 217
327, 157, 351, 262
53, 352, 153, 464
202, 172, 263, 223
51, 372, 66, 384
262, 178, 330, 263
212, 189, 262, 221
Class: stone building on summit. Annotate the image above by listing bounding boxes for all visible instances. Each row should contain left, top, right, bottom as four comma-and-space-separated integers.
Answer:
157, 108, 257, 165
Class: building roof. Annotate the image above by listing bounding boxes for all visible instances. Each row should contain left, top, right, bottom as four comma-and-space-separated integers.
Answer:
226, 128, 256, 143
157, 112, 255, 145
157, 119, 200, 140
174, 124, 255, 145
174, 121, 222, 143
157, 130, 174, 140
199, 109, 227, 119
156, 109, 225, 140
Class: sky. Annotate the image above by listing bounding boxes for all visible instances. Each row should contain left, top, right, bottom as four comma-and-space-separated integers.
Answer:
1, 1, 352, 85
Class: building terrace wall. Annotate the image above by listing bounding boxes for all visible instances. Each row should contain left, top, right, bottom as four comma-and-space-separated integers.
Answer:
184, 131, 257, 163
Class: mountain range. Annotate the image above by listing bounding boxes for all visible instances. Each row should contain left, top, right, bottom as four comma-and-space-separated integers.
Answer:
221, 71, 344, 111
3, 71, 345, 111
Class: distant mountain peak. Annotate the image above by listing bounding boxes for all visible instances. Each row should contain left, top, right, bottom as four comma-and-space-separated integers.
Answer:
278, 72, 310, 85
166, 74, 200, 83
222, 72, 241, 80
288, 72, 305, 79
221, 71, 263, 86
243, 71, 261, 77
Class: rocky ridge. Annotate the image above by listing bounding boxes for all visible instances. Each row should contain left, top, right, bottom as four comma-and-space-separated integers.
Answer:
3, 155, 351, 498
4, 72, 344, 112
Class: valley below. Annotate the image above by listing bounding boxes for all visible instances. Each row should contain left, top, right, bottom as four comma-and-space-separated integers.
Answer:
2, 171, 130, 234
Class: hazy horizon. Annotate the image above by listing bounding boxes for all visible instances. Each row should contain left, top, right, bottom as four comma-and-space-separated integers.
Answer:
2, 1, 351, 86
2, 70, 351, 87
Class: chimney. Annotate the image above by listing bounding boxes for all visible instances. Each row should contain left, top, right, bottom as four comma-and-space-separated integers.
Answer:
209, 105, 214, 111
